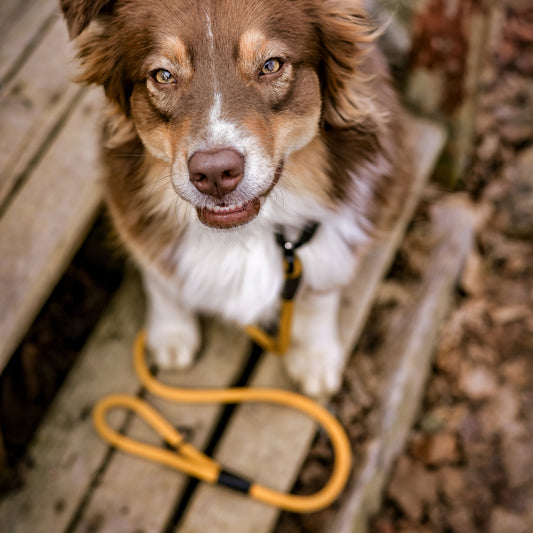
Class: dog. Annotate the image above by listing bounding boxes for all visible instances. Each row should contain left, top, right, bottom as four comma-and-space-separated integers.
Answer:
60, 0, 412, 398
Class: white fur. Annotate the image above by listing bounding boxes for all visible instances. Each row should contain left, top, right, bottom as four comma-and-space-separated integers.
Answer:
167, 181, 367, 324
143, 270, 201, 369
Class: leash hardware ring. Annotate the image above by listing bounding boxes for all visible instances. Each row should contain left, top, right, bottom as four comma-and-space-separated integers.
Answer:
93, 331, 352, 514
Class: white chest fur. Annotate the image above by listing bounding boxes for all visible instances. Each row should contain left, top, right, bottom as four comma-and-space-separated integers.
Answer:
175, 221, 284, 324
171, 190, 368, 327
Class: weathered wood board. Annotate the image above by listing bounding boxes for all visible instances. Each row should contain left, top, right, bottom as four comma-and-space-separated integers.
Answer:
0, 0, 59, 83
0, 0, 103, 375
0, 278, 146, 533
0, 12, 79, 207
0, 87, 104, 374
328, 196, 478, 533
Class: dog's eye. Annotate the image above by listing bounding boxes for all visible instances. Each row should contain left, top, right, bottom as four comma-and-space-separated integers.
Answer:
260, 58, 282, 76
154, 69, 176, 84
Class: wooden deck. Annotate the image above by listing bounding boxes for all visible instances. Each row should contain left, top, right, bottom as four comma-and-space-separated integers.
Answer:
0, 0, 103, 374
0, 3, 457, 533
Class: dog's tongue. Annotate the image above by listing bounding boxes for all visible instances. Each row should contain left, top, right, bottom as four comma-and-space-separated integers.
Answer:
197, 198, 260, 229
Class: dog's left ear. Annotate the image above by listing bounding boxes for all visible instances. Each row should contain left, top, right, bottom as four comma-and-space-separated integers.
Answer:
314, 0, 376, 128
60, 0, 115, 38
59, 0, 132, 114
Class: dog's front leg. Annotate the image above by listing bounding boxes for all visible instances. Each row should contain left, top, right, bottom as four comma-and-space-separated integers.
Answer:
142, 270, 201, 369
284, 289, 344, 398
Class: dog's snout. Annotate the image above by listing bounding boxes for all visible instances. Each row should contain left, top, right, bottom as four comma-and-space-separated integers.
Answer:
188, 149, 244, 197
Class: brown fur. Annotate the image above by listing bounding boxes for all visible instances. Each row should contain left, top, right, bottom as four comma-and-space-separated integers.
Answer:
59, 0, 413, 396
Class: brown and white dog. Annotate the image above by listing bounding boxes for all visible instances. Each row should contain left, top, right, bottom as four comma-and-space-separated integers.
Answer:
60, 0, 412, 397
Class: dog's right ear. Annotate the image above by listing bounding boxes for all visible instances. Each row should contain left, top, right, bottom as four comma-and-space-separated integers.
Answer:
60, 0, 114, 38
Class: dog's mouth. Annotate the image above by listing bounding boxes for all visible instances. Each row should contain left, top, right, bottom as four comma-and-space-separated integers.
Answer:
197, 198, 261, 229
196, 162, 284, 229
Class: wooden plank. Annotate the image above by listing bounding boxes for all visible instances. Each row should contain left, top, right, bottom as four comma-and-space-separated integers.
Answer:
0, 14, 79, 208
0, 87, 103, 374
177, 116, 447, 533
0, 272, 254, 533
327, 196, 478, 533
0, 277, 145, 533
0, 0, 59, 83
0, 0, 33, 32
70, 324, 252, 533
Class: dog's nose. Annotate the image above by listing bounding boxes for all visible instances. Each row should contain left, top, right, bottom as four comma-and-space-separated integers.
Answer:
188, 149, 244, 197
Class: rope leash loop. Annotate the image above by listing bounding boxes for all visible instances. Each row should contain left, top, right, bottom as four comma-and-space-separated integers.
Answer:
93, 331, 352, 513
93, 394, 220, 483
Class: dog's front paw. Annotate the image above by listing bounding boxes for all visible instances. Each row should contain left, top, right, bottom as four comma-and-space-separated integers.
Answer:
284, 340, 344, 398
146, 319, 201, 370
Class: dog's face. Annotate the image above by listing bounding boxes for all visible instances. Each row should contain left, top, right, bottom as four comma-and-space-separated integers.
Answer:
61, 0, 373, 229
130, 0, 322, 229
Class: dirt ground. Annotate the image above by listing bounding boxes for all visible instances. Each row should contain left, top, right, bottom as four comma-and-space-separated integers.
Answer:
1, 3, 532, 532
277, 3, 533, 532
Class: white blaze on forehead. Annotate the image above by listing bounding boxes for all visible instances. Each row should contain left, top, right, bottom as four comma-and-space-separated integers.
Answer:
203, 11, 246, 152
205, 11, 216, 77
180, 14, 277, 195
204, 10, 226, 144
206, 12, 214, 42
206, 92, 244, 149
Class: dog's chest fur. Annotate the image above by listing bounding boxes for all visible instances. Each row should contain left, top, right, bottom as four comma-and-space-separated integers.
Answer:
164, 187, 367, 326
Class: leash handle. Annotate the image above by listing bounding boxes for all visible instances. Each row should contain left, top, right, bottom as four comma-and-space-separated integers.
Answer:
93, 331, 352, 513
93, 395, 219, 482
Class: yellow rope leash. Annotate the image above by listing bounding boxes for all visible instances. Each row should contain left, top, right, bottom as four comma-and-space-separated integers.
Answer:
244, 254, 302, 355
93, 331, 352, 513
92, 224, 353, 513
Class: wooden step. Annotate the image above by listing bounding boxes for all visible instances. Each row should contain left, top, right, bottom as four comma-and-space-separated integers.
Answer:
0, 116, 446, 533
328, 196, 478, 533
0, 0, 103, 374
